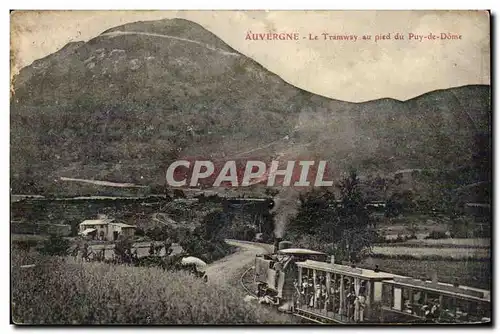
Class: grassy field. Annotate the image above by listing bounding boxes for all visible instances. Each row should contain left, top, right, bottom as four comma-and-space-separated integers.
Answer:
11, 250, 292, 324
361, 257, 490, 290
401, 238, 490, 247
376, 238, 490, 248
371, 246, 490, 260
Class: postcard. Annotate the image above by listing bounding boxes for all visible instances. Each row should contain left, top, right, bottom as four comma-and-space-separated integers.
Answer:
10, 10, 491, 325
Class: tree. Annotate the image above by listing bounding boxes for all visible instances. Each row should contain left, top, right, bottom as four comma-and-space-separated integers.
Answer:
287, 189, 338, 236
386, 190, 415, 217
197, 211, 228, 242
145, 225, 176, 241
336, 170, 375, 262
114, 236, 133, 263
178, 211, 233, 263
286, 170, 375, 262
257, 211, 275, 242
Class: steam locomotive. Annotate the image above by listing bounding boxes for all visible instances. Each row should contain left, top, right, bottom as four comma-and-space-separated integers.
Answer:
254, 239, 491, 324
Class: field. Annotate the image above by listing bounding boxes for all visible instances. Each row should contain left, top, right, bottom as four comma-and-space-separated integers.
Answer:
11, 250, 293, 325
387, 238, 490, 247
361, 257, 490, 290
368, 227, 490, 289
371, 214, 491, 283
371, 245, 490, 260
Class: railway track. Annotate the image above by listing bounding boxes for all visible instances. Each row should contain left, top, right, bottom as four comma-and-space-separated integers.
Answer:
240, 265, 257, 297
231, 240, 321, 323
238, 263, 315, 324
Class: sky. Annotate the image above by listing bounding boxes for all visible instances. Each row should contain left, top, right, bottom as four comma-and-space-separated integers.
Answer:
10, 10, 490, 102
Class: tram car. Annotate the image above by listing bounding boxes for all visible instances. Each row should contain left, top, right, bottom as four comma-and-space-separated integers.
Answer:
253, 239, 491, 325
380, 276, 491, 324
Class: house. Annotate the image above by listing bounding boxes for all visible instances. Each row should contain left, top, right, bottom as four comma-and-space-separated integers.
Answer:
78, 216, 136, 241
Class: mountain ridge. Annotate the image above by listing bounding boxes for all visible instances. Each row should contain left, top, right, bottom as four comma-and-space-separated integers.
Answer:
10, 18, 491, 196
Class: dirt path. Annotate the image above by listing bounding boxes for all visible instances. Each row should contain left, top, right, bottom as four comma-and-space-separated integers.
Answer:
205, 240, 300, 324
205, 240, 271, 286
100, 31, 240, 57
59, 176, 146, 188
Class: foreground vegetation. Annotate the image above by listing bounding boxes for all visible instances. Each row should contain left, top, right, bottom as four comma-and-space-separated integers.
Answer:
11, 250, 291, 324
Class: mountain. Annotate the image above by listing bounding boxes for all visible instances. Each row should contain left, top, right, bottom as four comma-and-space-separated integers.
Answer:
10, 18, 491, 196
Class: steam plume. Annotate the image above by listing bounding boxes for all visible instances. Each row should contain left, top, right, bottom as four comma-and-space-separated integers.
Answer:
271, 188, 304, 238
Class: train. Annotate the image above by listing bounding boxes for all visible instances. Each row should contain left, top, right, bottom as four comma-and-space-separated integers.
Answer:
253, 239, 491, 324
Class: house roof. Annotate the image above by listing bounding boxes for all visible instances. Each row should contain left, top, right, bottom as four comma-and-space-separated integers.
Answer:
79, 228, 97, 235
80, 219, 114, 226
278, 248, 326, 256
109, 222, 136, 228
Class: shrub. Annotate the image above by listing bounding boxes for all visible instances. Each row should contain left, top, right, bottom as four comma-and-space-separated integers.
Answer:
264, 188, 279, 197
179, 235, 233, 263
472, 224, 491, 238
173, 189, 186, 199
372, 231, 388, 244
228, 225, 256, 241
373, 233, 418, 244
145, 225, 174, 241
12, 239, 39, 252
406, 234, 418, 241
135, 227, 145, 237
37, 235, 71, 256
